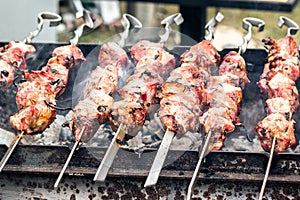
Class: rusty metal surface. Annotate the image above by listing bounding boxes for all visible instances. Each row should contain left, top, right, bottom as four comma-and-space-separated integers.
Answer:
1, 173, 300, 199
1, 144, 300, 185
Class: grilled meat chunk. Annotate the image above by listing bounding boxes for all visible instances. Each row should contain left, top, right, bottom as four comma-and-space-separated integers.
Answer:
180, 40, 220, 73
10, 102, 56, 134
108, 100, 147, 137
199, 107, 235, 150
255, 113, 296, 152
218, 51, 250, 88
0, 41, 36, 90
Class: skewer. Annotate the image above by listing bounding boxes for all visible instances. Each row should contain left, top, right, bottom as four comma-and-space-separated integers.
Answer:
91, 14, 142, 182
54, 127, 85, 188
186, 130, 213, 200
93, 13, 182, 183
144, 129, 174, 187
186, 17, 265, 199
52, 2, 95, 188
258, 17, 298, 200
0, 131, 24, 172
0, 12, 62, 173
144, 12, 223, 189
93, 124, 126, 181
258, 136, 276, 200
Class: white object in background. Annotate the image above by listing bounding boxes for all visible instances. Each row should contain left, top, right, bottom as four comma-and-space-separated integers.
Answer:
95, 1, 121, 25
0, 0, 58, 42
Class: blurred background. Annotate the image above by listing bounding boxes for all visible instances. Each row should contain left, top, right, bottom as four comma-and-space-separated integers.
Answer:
0, 0, 299, 50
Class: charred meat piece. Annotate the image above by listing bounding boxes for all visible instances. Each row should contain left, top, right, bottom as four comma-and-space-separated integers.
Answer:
180, 40, 220, 73
98, 42, 131, 68
108, 100, 147, 138
130, 40, 176, 78
10, 102, 56, 134
218, 51, 250, 88
199, 107, 235, 150
0, 41, 36, 90
255, 113, 296, 152
51, 44, 85, 68
267, 73, 299, 112
266, 97, 292, 118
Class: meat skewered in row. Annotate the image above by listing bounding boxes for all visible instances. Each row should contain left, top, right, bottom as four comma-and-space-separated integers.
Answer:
71, 42, 132, 143
69, 13, 143, 143
199, 51, 250, 150
255, 16, 299, 200
93, 13, 183, 182
144, 40, 221, 187
255, 26, 299, 153
145, 13, 225, 187
9, 44, 85, 135
93, 40, 177, 182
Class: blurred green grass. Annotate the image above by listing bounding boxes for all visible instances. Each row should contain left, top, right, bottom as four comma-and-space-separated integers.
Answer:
60, 1, 300, 44
207, 1, 300, 42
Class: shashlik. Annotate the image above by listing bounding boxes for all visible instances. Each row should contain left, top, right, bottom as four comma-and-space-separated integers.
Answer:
71, 42, 131, 142
9, 44, 85, 134
158, 40, 221, 135
199, 51, 249, 150
255, 36, 299, 152
0, 41, 36, 90
107, 40, 176, 138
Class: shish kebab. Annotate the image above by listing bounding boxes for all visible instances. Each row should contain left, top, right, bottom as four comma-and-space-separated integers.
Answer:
54, 14, 143, 188
0, 12, 61, 90
0, 12, 63, 171
255, 17, 299, 200
187, 17, 265, 200
93, 13, 183, 182
0, 10, 92, 172
144, 12, 224, 187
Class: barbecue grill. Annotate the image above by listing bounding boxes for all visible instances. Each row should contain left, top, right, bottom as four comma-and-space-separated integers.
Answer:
1, 38, 300, 199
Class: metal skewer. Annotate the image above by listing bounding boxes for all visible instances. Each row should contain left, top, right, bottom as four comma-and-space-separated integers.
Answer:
23, 12, 62, 44
258, 136, 276, 200
258, 16, 298, 200
92, 14, 142, 182
140, 14, 186, 188
144, 13, 222, 189
69, 0, 94, 45
54, 126, 85, 188
0, 13, 62, 173
94, 13, 182, 183
187, 17, 265, 200
144, 129, 174, 187
186, 130, 214, 199
0, 131, 24, 172
93, 124, 126, 181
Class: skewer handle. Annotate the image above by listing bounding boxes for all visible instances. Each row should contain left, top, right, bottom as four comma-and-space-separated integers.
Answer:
144, 130, 175, 187
258, 136, 276, 200
0, 131, 24, 172
54, 127, 85, 188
